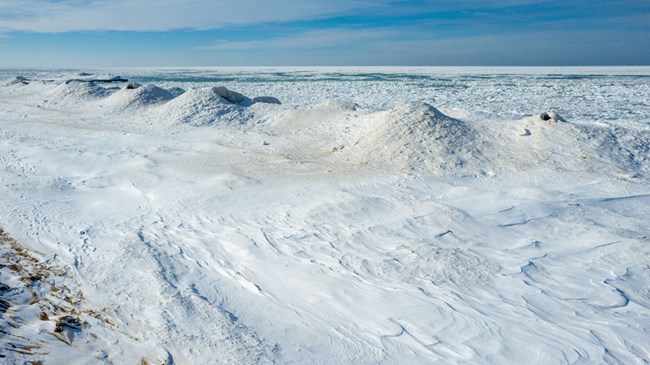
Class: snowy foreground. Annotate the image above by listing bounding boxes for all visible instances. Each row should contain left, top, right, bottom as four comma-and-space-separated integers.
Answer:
0, 69, 649, 364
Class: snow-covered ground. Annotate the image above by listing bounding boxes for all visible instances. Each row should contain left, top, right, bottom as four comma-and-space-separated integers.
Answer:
0, 68, 649, 364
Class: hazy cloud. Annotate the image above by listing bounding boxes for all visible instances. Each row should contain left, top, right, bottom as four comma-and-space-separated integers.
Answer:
198, 29, 398, 50
199, 26, 650, 66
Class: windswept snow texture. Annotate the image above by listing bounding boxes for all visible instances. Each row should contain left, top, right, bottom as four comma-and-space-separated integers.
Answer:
0, 67, 649, 364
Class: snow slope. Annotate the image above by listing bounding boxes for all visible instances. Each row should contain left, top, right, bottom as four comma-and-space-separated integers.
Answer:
0, 69, 649, 364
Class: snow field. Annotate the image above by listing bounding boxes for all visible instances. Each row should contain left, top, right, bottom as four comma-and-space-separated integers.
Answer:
0, 70, 649, 364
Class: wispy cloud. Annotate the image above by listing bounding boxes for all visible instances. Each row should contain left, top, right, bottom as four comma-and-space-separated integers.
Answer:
0, 0, 384, 32
0, 0, 647, 66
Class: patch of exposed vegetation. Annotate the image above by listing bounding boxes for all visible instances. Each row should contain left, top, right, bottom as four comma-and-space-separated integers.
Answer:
0, 227, 109, 362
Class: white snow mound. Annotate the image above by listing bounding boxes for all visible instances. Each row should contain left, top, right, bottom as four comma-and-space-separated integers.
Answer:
511, 112, 650, 177
101, 84, 174, 110
45, 81, 112, 105
359, 102, 480, 173
156, 87, 245, 126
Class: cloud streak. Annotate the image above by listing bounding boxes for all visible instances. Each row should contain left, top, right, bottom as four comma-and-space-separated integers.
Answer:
3, 0, 647, 33
0, 0, 383, 32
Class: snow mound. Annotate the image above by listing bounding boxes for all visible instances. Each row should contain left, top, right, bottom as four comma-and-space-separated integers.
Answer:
511, 112, 650, 177
572, 124, 650, 178
360, 102, 481, 173
101, 84, 174, 110
45, 81, 112, 105
156, 87, 247, 126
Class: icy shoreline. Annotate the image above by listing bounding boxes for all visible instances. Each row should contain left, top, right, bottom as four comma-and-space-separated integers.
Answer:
1, 71, 649, 364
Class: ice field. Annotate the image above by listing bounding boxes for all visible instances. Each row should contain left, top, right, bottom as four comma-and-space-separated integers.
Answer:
0, 67, 649, 364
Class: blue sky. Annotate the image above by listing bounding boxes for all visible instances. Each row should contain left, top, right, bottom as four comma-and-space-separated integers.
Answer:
0, 0, 648, 67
